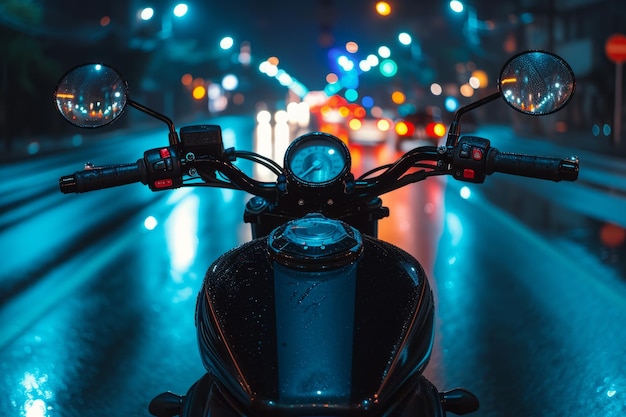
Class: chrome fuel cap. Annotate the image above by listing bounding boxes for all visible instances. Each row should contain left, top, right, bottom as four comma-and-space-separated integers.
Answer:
268, 213, 363, 271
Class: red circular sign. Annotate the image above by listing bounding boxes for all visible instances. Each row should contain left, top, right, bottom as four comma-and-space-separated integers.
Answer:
606, 34, 626, 63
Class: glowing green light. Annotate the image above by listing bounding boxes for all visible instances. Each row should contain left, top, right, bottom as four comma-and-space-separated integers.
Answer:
379, 59, 397, 77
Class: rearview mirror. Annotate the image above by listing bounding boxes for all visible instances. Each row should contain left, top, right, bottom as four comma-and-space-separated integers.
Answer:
498, 50, 575, 115
53, 63, 129, 128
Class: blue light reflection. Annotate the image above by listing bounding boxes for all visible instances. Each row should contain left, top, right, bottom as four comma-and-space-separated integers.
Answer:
165, 192, 200, 281
445, 212, 464, 247
19, 370, 52, 417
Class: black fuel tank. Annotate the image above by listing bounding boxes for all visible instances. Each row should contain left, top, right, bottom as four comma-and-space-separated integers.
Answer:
195, 215, 434, 415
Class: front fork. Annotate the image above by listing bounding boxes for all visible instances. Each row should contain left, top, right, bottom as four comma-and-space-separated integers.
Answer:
243, 196, 390, 239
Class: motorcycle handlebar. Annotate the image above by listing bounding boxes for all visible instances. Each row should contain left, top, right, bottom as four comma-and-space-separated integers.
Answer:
56, 137, 580, 197
487, 150, 579, 182
59, 161, 146, 194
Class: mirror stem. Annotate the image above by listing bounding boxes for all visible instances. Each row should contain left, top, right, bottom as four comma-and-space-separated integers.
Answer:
445, 92, 500, 147
128, 99, 180, 146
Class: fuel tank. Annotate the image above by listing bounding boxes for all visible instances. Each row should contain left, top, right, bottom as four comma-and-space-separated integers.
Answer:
195, 214, 435, 415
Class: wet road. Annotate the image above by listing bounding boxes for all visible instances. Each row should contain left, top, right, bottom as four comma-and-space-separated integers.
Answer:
1, 117, 625, 417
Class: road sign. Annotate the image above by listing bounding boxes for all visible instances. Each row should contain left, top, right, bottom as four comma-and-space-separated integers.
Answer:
605, 34, 626, 63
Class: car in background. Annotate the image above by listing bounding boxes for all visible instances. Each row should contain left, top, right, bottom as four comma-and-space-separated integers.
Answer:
394, 109, 447, 151
347, 116, 393, 146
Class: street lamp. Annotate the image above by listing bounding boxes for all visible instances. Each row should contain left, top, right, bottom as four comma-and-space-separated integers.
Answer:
139, 7, 155, 20
375, 2, 392, 17
172, 3, 188, 17
448, 0, 492, 50
449, 0, 464, 13
398, 32, 412, 46
163, 3, 189, 38
138, 2, 189, 40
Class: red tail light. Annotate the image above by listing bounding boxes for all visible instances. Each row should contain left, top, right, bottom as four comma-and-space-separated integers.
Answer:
395, 121, 415, 137
426, 122, 446, 138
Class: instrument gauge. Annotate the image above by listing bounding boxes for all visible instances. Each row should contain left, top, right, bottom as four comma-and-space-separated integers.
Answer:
284, 132, 350, 187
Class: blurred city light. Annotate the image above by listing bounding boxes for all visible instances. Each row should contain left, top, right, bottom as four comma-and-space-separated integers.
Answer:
370, 106, 384, 118
361, 96, 374, 108
449, 0, 464, 13
345, 41, 359, 53
274, 110, 290, 163
276, 70, 293, 87
337, 55, 355, 71
377, 118, 392, 132
172, 3, 189, 17
220, 36, 234, 50
459, 186, 472, 199
375, 2, 392, 16
181, 73, 193, 86
429, 122, 447, 138
324, 82, 342, 96
398, 32, 412, 46
259, 57, 308, 98
139, 3, 188, 20
367, 54, 380, 66
208, 84, 227, 112
140, 7, 154, 20
135, 2, 189, 43
221, 74, 238, 91
471, 69, 488, 87
286, 101, 311, 128
238, 41, 251, 65
348, 118, 362, 130
359, 60, 372, 72
459, 83, 474, 97
255, 110, 273, 180
395, 121, 411, 136
377, 46, 391, 58
448, 0, 494, 53
445, 96, 459, 112
592, 123, 612, 137
207, 83, 220, 100
379, 59, 397, 77
344, 89, 358, 102
192, 85, 206, 100
391, 91, 406, 104
256, 110, 272, 124
259, 60, 278, 77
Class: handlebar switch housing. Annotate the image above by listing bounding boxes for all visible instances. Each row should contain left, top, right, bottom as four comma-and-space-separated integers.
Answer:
452, 136, 491, 183
144, 146, 183, 190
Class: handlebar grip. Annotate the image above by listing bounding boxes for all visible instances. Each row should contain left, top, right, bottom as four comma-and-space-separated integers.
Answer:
487, 150, 579, 182
59, 160, 146, 193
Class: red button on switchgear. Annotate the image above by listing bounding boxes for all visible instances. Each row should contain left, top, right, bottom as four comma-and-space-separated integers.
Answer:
463, 169, 475, 179
159, 148, 171, 158
471, 148, 483, 160
154, 179, 173, 188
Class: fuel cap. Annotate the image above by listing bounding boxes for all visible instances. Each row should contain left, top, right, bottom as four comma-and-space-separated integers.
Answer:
268, 213, 363, 271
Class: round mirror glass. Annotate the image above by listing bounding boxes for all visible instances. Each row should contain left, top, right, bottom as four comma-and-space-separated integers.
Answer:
53, 63, 128, 128
498, 50, 575, 115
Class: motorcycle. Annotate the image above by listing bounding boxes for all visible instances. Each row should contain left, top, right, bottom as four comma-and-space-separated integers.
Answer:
53, 50, 578, 416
